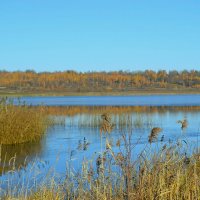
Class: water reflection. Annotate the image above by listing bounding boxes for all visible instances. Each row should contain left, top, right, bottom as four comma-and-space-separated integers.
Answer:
0, 140, 44, 175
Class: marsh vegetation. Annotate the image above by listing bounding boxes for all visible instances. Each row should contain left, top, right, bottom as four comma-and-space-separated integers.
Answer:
1, 115, 200, 200
0, 98, 50, 145
1, 98, 200, 199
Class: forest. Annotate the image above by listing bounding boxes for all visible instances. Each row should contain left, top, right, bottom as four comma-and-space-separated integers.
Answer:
1, 70, 200, 93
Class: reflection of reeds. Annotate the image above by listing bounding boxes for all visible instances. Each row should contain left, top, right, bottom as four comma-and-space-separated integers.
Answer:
0, 141, 43, 175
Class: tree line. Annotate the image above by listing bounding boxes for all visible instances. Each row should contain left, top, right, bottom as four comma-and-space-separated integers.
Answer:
1, 70, 200, 92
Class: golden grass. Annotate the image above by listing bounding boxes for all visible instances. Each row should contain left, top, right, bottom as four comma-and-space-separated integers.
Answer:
43, 105, 200, 116
0, 98, 49, 144
4, 144, 200, 200
2, 110, 200, 199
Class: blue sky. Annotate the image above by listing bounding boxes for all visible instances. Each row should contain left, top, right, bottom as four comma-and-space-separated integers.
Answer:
0, 0, 200, 72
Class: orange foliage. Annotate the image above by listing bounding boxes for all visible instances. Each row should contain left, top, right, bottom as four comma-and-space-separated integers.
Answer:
1, 70, 200, 92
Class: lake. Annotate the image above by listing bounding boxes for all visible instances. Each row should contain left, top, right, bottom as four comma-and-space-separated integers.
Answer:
1, 95, 200, 195
13, 94, 200, 106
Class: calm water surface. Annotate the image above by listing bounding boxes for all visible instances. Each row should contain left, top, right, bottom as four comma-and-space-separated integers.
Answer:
14, 94, 200, 106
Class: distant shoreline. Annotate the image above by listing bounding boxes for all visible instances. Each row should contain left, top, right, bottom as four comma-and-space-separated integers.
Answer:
1, 88, 200, 96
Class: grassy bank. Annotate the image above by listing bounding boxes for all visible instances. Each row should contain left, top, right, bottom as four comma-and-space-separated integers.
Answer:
0, 98, 49, 144
1, 88, 200, 96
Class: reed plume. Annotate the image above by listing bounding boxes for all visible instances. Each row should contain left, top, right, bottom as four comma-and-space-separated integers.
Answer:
100, 113, 114, 134
148, 127, 162, 143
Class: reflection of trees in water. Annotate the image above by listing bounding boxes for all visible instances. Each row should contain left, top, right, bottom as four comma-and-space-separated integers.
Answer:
0, 140, 43, 175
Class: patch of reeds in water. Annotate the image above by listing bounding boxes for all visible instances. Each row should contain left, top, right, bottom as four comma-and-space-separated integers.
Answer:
42, 105, 200, 116
76, 113, 153, 129
0, 97, 50, 145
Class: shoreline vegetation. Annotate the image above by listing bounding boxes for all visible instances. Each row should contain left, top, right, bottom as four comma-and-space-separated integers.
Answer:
5, 149, 200, 200
43, 105, 200, 116
1, 114, 200, 199
1, 97, 200, 199
1, 88, 200, 97
0, 98, 50, 145
1, 102, 200, 145
1, 70, 200, 96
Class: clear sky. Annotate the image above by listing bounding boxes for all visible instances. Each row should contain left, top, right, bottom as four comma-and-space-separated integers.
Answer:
0, 0, 200, 72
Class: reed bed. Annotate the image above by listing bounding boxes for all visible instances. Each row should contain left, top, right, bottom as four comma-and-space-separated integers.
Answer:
0, 98, 50, 144
74, 113, 153, 129
42, 105, 200, 116
2, 114, 200, 200
2, 138, 200, 200
2, 108, 200, 200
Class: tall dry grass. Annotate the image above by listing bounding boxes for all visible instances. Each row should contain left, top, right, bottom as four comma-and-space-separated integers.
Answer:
0, 97, 49, 144
2, 112, 200, 200
6, 140, 199, 200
